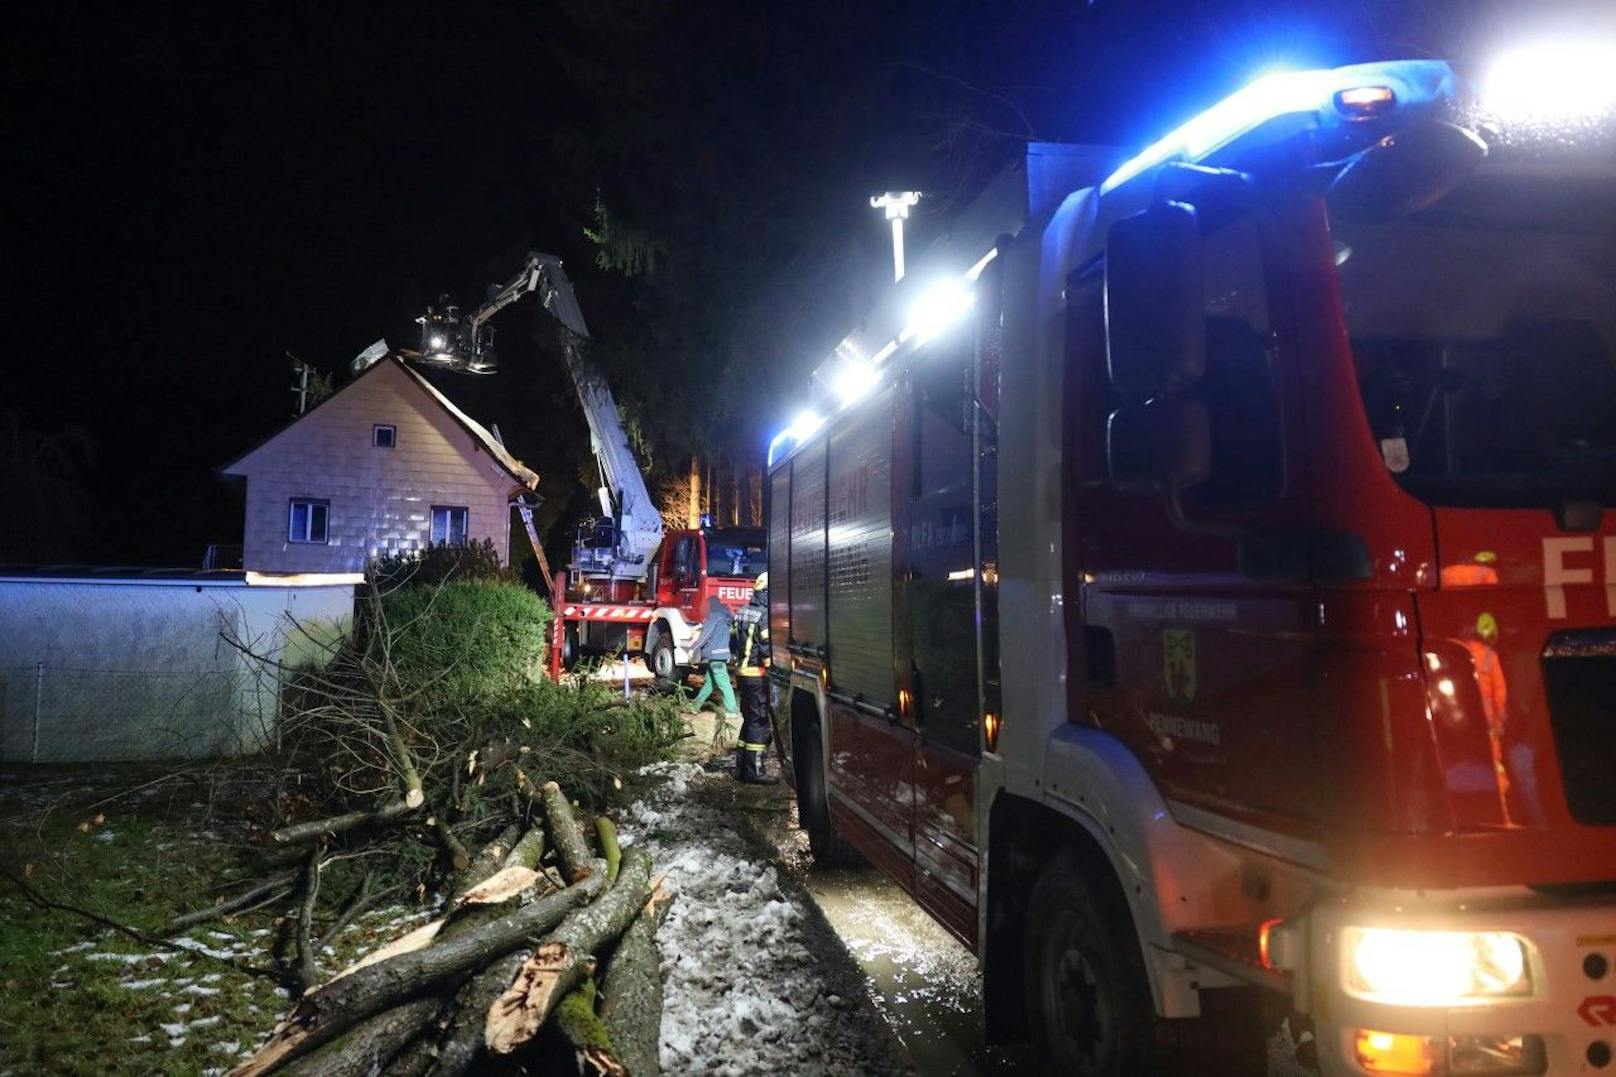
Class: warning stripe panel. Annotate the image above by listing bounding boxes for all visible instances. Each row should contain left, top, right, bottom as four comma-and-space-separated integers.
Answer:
560, 604, 655, 622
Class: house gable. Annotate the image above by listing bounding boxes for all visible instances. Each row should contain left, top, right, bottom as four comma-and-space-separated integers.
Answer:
222, 359, 535, 574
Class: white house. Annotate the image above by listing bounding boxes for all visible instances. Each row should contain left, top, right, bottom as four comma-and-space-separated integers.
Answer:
222, 356, 538, 575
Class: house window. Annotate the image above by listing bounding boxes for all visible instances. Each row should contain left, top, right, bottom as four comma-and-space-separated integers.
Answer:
373, 424, 396, 448
431, 506, 469, 546
288, 499, 329, 544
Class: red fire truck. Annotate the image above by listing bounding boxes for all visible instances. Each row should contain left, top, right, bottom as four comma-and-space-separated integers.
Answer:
769, 53, 1616, 1076
549, 523, 765, 681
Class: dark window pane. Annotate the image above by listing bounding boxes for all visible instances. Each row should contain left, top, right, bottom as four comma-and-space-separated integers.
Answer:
1189, 216, 1282, 508
909, 325, 980, 756
310, 503, 328, 543
290, 501, 308, 542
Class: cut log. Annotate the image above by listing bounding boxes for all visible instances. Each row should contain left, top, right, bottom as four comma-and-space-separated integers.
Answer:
542, 781, 593, 883
270, 799, 418, 846
595, 817, 621, 885
425, 950, 526, 1077
282, 995, 442, 1077
450, 822, 522, 902
502, 826, 545, 870
423, 849, 605, 1077
485, 848, 652, 1055
555, 978, 627, 1077
431, 818, 471, 873
598, 893, 669, 1077
327, 919, 444, 984
456, 866, 542, 908
230, 868, 607, 1076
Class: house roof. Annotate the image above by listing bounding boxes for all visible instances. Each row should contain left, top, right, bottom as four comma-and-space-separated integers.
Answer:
220, 355, 539, 491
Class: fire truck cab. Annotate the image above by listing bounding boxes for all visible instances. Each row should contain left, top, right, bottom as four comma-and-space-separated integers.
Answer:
641, 525, 765, 681
770, 55, 1616, 1076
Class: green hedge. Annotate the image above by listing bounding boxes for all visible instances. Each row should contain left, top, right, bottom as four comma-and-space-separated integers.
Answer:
379, 578, 551, 720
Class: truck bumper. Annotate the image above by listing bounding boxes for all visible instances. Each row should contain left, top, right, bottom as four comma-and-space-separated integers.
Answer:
1304, 893, 1616, 1076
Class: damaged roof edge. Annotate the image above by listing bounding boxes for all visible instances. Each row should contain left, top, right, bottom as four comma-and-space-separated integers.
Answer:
219, 356, 539, 492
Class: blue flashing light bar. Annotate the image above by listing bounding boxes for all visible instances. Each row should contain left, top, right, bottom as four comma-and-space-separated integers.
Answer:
1101, 60, 1459, 195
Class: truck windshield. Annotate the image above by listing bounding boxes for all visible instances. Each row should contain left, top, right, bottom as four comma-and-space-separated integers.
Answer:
1333, 170, 1616, 508
706, 531, 765, 578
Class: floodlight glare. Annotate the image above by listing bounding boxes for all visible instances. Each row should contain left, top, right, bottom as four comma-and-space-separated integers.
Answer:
789, 409, 824, 441
1482, 42, 1616, 124
832, 361, 879, 406
905, 278, 975, 344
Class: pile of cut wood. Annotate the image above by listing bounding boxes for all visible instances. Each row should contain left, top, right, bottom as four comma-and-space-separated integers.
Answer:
227, 779, 665, 1077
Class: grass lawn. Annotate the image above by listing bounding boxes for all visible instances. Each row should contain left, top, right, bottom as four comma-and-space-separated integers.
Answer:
0, 767, 434, 1076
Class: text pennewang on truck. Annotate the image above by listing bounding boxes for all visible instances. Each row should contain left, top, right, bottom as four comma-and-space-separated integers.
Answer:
767, 51, 1616, 1076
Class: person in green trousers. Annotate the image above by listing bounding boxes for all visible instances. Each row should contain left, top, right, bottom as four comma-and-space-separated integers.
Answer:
689, 596, 739, 744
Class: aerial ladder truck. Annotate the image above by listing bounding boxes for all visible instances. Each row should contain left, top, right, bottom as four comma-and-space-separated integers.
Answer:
413, 253, 765, 681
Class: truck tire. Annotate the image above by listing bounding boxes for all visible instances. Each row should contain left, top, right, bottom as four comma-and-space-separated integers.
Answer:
1025, 852, 1267, 1076
1025, 851, 1157, 1076
794, 715, 863, 869
648, 631, 679, 686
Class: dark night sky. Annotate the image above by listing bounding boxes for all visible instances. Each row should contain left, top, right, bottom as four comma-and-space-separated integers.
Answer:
5, 0, 1608, 566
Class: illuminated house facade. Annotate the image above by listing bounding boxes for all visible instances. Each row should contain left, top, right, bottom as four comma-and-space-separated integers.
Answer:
222, 357, 538, 576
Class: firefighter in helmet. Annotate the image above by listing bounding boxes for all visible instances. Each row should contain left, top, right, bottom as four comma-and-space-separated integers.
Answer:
732, 572, 775, 783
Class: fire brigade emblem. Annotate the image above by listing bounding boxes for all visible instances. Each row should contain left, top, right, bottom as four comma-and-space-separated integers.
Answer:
1163, 629, 1196, 705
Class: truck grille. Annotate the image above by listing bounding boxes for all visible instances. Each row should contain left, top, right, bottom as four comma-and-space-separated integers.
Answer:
1541, 630, 1616, 827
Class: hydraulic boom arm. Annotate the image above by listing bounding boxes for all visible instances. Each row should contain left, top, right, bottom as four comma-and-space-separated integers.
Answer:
479, 254, 663, 581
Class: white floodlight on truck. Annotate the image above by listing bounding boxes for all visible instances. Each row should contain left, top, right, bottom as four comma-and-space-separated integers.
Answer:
902, 277, 975, 345
1482, 41, 1616, 124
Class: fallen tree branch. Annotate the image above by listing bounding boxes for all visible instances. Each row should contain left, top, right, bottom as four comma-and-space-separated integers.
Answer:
431, 818, 470, 873
450, 822, 522, 903
169, 868, 300, 932
294, 846, 324, 994
270, 798, 419, 847
231, 866, 608, 1076
501, 826, 545, 871
317, 873, 379, 952
540, 781, 593, 883
0, 865, 294, 986
283, 994, 444, 1077
426, 949, 526, 1077
595, 817, 621, 885
599, 885, 671, 1077
555, 977, 626, 1077
486, 848, 651, 1055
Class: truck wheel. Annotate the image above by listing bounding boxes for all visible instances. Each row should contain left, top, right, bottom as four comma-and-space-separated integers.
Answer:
648, 633, 679, 686
1025, 851, 1156, 1076
561, 623, 580, 670
1025, 853, 1267, 1076
795, 717, 863, 869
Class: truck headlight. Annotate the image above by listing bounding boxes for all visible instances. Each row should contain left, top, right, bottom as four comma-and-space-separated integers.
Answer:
1343, 927, 1532, 1005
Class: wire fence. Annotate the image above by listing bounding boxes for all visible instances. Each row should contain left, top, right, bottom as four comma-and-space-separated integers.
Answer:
0, 664, 280, 765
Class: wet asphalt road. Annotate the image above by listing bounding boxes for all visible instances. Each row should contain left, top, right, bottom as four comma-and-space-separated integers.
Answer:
683, 709, 1307, 1076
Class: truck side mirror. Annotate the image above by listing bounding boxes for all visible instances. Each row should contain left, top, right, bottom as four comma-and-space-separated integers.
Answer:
1327, 120, 1486, 224
1105, 201, 1205, 401
1107, 398, 1211, 492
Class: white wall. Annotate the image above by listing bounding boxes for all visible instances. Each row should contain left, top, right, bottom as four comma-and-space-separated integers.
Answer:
0, 576, 353, 763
